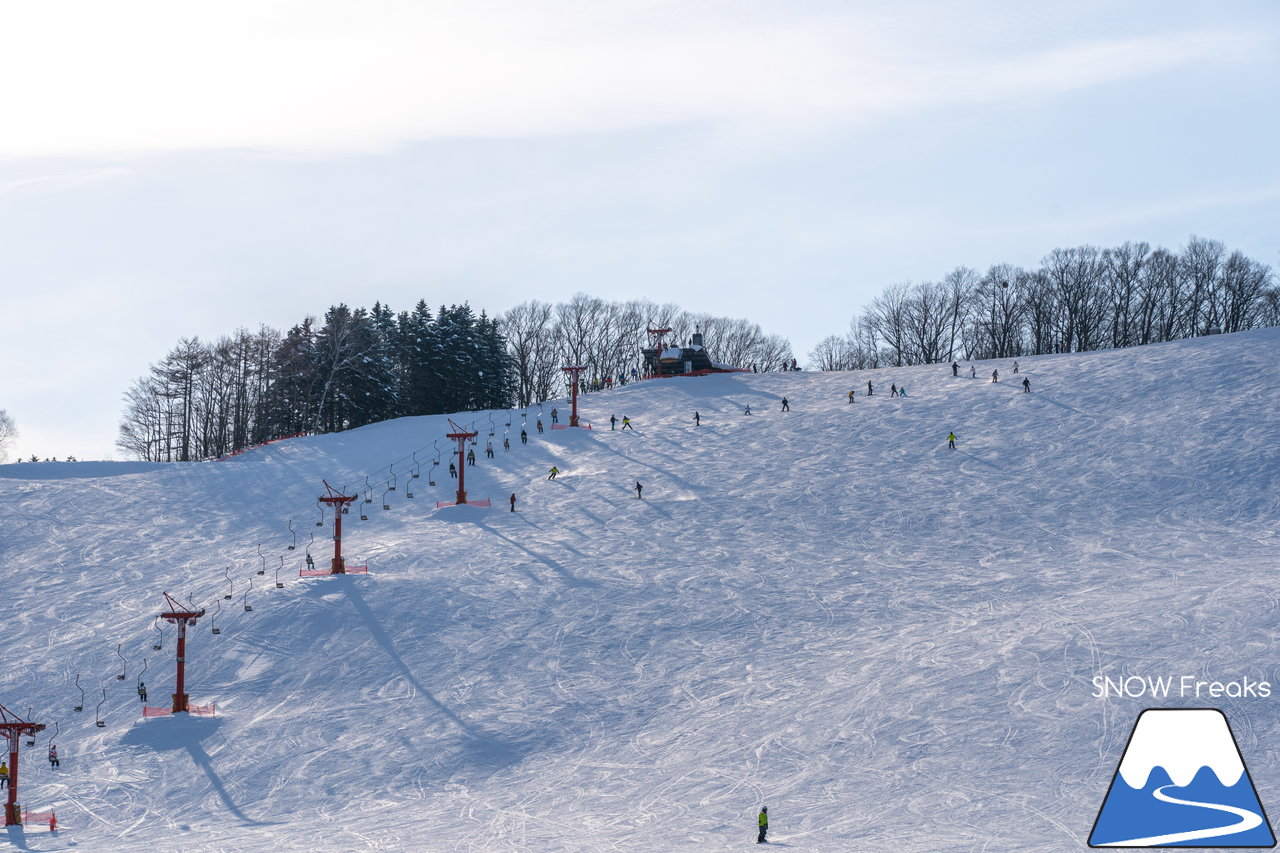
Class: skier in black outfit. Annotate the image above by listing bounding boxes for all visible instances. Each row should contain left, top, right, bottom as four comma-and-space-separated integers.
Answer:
521, 429, 528, 445
694, 411, 700, 426
890, 383, 897, 397
867, 380, 873, 396
610, 415, 617, 430
780, 397, 789, 411
1023, 377, 1031, 393
551, 408, 558, 424
952, 361, 959, 376
466, 448, 476, 466
449, 461, 457, 478
635, 482, 643, 499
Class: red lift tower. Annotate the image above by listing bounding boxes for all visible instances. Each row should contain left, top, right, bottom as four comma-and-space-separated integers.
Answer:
645, 328, 671, 378
559, 365, 591, 428
145, 592, 215, 718
436, 420, 490, 507
302, 481, 367, 575
0, 703, 45, 826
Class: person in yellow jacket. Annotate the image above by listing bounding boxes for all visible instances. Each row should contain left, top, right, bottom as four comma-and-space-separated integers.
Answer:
548, 466, 559, 480
0, 761, 8, 789
948, 432, 957, 450
757, 806, 768, 843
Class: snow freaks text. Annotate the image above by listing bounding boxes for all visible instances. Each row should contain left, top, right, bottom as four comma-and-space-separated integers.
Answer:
1092, 675, 1272, 700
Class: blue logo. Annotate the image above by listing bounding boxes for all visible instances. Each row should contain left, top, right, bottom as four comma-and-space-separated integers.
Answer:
1090, 708, 1275, 847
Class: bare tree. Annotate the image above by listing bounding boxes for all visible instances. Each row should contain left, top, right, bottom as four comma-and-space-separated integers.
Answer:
0, 409, 16, 463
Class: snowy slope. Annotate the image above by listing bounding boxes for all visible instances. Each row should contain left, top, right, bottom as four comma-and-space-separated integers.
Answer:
3, 329, 1280, 852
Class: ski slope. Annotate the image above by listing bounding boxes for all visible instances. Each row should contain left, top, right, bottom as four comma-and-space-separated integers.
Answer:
3, 329, 1280, 851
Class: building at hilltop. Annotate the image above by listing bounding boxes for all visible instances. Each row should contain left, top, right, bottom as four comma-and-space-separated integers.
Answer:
641, 328, 746, 377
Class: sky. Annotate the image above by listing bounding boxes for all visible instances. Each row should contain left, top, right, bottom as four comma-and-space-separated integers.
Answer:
1, 0, 1277, 461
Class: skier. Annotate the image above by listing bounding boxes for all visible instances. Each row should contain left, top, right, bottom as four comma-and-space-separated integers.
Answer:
509, 493, 517, 512
466, 448, 476, 467
948, 432, 957, 450
694, 411, 701, 426
751, 363, 757, 373
503, 437, 510, 451
548, 466, 559, 480
781, 397, 790, 412
610, 415, 617, 430
848, 390, 854, 403
138, 681, 148, 702
621, 416, 634, 431
635, 481, 643, 499
1023, 377, 1031, 393
952, 361, 959, 376
305, 552, 315, 571
1012, 361, 1019, 373
744, 404, 752, 415
536, 419, 544, 434
991, 369, 999, 382
48, 746, 59, 768
449, 461, 457, 478
485, 440, 494, 459
867, 380, 873, 396
791, 357, 797, 371
757, 806, 768, 844
521, 429, 528, 445
890, 383, 897, 397
0, 762, 7, 789
551, 407, 559, 424
970, 365, 976, 378
898, 386, 907, 397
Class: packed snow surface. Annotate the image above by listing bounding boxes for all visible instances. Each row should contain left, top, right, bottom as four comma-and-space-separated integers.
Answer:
3, 329, 1280, 851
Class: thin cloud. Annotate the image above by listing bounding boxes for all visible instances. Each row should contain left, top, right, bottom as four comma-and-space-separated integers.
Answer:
0, 2, 1264, 160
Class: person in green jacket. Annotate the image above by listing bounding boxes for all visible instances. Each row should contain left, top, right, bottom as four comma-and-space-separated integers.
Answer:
757, 806, 768, 843
948, 432, 957, 450
548, 466, 559, 480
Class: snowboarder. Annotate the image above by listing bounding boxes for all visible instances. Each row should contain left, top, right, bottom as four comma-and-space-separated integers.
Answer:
485, 441, 494, 459
137, 681, 147, 702
848, 390, 854, 403
952, 361, 959, 376
48, 746, 59, 768
551, 407, 559, 424
536, 419, 544, 434
1012, 361, 1019, 373
948, 432, 957, 450
0, 762, 8, 789
621, 416, 634, 431
521, 429, 528, 445
890, 383, 897, 397
744, 404, 752, 415
970, 365, 976, 378
781, 397, 790, 412
757, 807, 768, 843
635, 481, 643, 499
1022, 377, 1031, 393
548, 466, 559, 480
991, 369, 999, 382
610, 415, 617, 430
449, 461, 457, 478
694, 411, 701, 426
509, 493, 517, 512
867, 380, 873, 396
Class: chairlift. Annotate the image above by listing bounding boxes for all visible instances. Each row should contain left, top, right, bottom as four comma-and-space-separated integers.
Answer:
315, 499, 325, 527
411, 452, 421, 479
387, 462, 397, 491
257, 543, 266, 575
244, 576, 254, 612
406, 481, 414, 499
364, 476, 373, 503
152, 617, 164, 650
223, 566, 234, 600
95, 688, 107, 727
287, 518, 297, 550
211, 599, 222, 635
73, 673, 84, 712
115, 643, 127, 680
26, 708, 35, 744
47, 721, 59, 748
275, 555, 285, 588
138, 657, 149, 692
382, 483, 393, 511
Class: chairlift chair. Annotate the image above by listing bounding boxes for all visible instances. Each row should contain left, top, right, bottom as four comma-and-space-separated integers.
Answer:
276, 556, 285, 588
244, 576, 254, 612
211, 599, 222, 635
25, 708, 35, 745
287, 518, 297, 550
95, 688, 107, 727
257, 544, 266, 575
411, 452, 421, 479
223, 566, 233, 600
115, 643, 127, 680
152, 617, 164, 650
383, 484, 393, 510
73, 673, 84, 712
